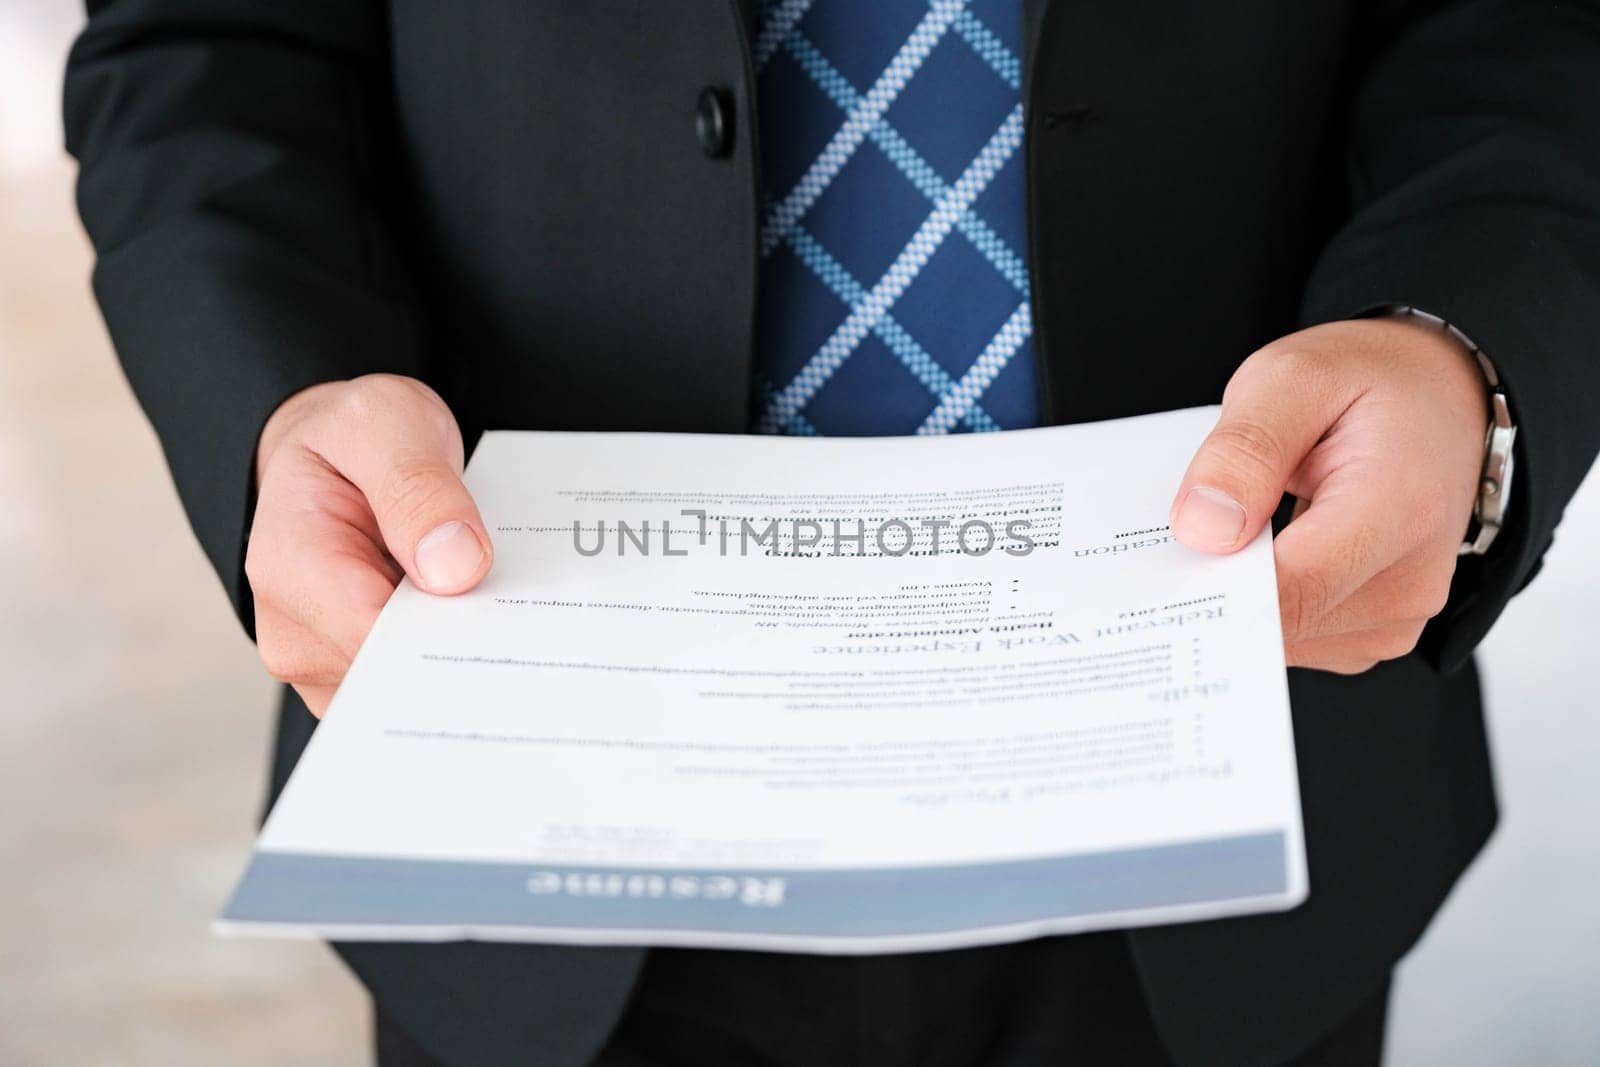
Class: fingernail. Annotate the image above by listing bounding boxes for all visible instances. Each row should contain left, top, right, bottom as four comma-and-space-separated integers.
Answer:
415, 521, 485, 592
1174, 486, 1247, 552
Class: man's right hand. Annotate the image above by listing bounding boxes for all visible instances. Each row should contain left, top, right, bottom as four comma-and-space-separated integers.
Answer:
245, 374, 494, 717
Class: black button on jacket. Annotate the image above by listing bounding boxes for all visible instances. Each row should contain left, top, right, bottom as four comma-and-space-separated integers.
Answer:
64, 1, 1600, 1065
696, 86, 736, 159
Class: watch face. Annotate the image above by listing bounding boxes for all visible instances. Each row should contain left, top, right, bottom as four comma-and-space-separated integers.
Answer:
1498, 448, 1515, 518
1466, 395, 1514, 554
1480, 421, 1515, 529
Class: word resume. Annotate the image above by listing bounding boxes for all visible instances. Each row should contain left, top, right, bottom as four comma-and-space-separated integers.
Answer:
219, 406, 1307, 953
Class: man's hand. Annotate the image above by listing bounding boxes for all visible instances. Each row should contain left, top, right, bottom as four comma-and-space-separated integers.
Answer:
246, 374, 493, 716
1170, 318, 1488, 674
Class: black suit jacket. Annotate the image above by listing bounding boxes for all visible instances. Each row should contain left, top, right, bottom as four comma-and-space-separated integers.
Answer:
65, 1, 1600, 1064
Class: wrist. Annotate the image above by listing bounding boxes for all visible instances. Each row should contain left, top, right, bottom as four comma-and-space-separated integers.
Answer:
1369, 306, 1516, 555
1367, 313, 1489, 424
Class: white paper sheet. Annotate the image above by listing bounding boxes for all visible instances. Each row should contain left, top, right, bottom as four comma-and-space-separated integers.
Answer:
218, 406, 1306, 953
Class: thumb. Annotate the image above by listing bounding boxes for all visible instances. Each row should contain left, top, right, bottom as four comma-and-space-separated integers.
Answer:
1170, 357, 1337, 554
318, 376, 494, 595
388, 474, 493, 596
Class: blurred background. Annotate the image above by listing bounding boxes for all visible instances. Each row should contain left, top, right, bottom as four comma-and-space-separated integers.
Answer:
2, 4, 1597, 1065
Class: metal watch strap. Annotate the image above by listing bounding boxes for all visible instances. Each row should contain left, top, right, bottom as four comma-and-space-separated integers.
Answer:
1380, 306, 1517, 556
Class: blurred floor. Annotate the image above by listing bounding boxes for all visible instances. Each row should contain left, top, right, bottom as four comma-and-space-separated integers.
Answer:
1386, 497, 1600, 1061
2, 5, 1598, 1066
0, 115, 367, 1067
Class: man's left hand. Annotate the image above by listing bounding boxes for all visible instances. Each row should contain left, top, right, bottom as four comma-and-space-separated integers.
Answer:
1169, 317, 1489, 674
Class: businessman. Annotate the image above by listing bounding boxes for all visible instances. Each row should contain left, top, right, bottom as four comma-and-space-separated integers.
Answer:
65, 0, 1600, 1064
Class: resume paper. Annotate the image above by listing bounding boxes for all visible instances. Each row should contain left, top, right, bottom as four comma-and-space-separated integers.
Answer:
219, 406, 1307, 952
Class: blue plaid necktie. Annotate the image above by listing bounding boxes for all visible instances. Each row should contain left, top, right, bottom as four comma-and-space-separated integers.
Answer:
752, 0, 1039, 436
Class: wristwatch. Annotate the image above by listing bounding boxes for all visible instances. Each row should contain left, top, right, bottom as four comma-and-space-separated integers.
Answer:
1381, 306, 1517, 556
